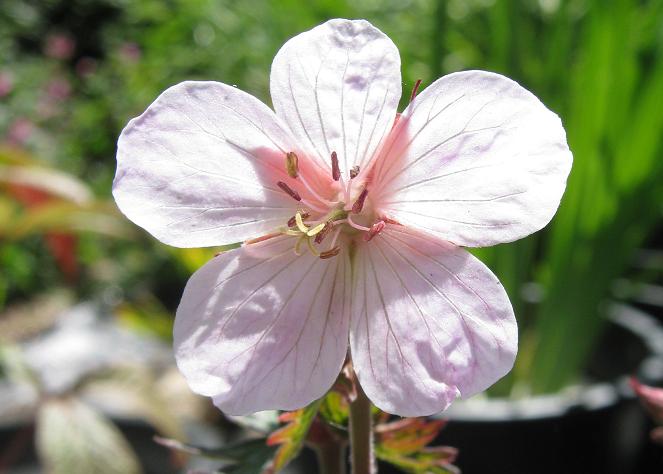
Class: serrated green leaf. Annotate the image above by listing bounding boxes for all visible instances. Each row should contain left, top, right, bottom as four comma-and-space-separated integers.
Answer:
266, 399, 322, 472
36, 398, 142, 474
376, 445, 459, 474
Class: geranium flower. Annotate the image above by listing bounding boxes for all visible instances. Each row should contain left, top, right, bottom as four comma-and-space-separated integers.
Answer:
113, 19, 571, 416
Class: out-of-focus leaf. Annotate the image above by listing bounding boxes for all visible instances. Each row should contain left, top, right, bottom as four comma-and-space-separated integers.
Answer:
226, 411, 280, 434
80, 367, 186, 441
4, 201, 134, 240
266, 399, 322, 472
375, 418, 447, 455
167, 244, 241, 273
36, 397, 142, 474
155, 436, 276, 474
0, 164, 92, 204
0, 290, 72, 343
115, 297, 174, 341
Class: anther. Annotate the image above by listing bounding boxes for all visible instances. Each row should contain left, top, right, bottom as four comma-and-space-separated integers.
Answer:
314, 222, 333, 244
364, 220, 385, 242
331, 151, 340, 181
306, 222, 327, 237
350, 166, 360, 179
351, 188, 369, 214
285, 152, 299, 178
319, 246, 341, 259
277, 181, 301, 201
409, 79, 422, 103
287, 212, 309, 228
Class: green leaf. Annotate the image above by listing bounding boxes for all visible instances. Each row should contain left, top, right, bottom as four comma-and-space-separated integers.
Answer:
266, 399, 323, 472
36, 398, 142, 474
375, 418, 459, 474
319, 390, 349, 427
154, 436, 276, 474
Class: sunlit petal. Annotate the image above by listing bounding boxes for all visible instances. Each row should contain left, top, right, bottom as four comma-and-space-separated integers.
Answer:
372, 71, 572, 247
350, 226, 517, 416
114, 81, 305, 247
174, 235, 351, 415
271, 19, 401, 176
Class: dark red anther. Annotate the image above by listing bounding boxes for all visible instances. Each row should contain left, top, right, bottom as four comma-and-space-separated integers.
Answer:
331, 151, 340, 181
287, 212, 309, 227
351, 188, 369, 214
314, 222, 333, 244
277, 181, 301, 201
364, 220, 385, 242
409, 79, 422, 103
350, 166, 360, 179
319, 246, 341, 259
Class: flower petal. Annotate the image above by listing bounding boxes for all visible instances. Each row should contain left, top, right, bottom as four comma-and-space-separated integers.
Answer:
270, 19, 401, 176
350, 226, 517, 416
174, 235, 351, 415
372, 71, 572, 247
114, 81, 307, 247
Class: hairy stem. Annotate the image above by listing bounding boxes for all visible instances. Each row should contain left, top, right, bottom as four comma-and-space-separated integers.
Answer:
348, 377, 375, 474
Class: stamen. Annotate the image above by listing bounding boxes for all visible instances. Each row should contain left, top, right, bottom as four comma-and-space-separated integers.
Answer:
287, 212, 309, 228
326, 226, 342, 249
350, 166, 360, 179
314, 222, 333, 244
298, 171, 336, 207
409, 79, 422, 103
306, 237, 320, 256
285, 152, 299, 178
351, 188, 369, 214
245, 232, 280, 245
330, 151, 340, 181
320, 246, 340, 259
277, 181, 301, 201
364, 220, 385, 242
347, 214, 370, 232
294, 234, 307, 256
295, 212, 309, 233
306, 222, 326, 237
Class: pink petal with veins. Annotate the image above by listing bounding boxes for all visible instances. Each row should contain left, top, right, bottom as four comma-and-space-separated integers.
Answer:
114, 81, 328, 248
271, 19, 402, 178
371, 71, 572, 247
350, 226, 517, 416
174, 235, 351, 415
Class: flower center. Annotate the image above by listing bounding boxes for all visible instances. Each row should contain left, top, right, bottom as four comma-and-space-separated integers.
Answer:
273, 151, 387, 259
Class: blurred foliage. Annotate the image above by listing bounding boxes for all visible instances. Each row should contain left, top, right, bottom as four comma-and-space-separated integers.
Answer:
0, 0, 662, 405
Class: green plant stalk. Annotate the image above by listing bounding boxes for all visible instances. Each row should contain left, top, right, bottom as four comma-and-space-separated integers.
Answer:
315, 440, 347, 474
349, 378, 374, 474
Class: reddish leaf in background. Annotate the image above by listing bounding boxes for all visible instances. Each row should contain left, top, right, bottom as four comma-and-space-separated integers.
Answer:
631, 377, 663, 445
6, 182, 79, 281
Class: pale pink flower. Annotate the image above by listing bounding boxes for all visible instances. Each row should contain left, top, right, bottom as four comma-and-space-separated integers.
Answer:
113, 19, 572, 416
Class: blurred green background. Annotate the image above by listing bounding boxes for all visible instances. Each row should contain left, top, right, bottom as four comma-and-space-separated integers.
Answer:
1, 0, 662, 469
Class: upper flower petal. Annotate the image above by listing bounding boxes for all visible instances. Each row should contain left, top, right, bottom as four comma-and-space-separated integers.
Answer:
371, 71, 572, 247
270, 19, 401, 176
350, 226, 517, 416
114, 81, 308, 247
174, 235, 351, 415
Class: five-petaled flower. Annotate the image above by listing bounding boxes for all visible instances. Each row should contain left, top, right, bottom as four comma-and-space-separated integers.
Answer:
113, 19, 572, 416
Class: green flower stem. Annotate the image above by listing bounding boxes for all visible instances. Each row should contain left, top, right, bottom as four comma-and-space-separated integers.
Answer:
348, 376, 375, 474
315, 439, 347, 474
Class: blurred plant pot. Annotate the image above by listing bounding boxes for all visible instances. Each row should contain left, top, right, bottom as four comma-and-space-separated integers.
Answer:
430, 303, 663, 474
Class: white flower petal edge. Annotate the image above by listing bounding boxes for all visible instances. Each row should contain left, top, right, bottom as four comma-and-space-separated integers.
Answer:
174, 235, 351, 415
372, 71, 573, 247
271, 18, 402, 176
350, 226, 517, 417
114, 81, 308, 248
